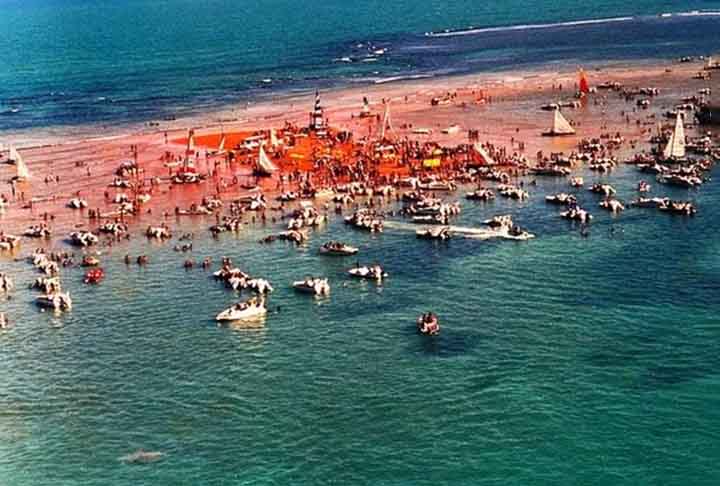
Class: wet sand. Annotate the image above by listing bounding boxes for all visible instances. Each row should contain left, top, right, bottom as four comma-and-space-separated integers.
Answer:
0, 59, 715, 241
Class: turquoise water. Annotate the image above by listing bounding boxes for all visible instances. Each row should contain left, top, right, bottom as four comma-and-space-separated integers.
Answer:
1, 161, 719, 484
2, 0, 720, 131
2, 1, 720, 483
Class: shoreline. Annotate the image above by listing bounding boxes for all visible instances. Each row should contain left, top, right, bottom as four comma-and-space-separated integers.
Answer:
0, 55, 715, 242
0, 55, 710, 149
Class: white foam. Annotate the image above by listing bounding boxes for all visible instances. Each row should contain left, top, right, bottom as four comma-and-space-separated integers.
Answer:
426, 16, 634, 38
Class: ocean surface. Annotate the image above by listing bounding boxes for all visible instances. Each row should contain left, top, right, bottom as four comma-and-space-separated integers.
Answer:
2, 0, 720, 134
2, 1, 720, 485
1, 162, 720, 485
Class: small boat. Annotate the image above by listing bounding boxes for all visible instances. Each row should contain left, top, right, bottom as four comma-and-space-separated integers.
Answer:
293, 278, 330, 296
84, 268, 104, 284
416, 312, 440, 336
319, 241, 359, 256
216, 297, 267, 322
348, 265, 387, 281
569, 176, 584, 188
637, 181, 651, 193
36, 292, 73, 311
81, 255, 100, 267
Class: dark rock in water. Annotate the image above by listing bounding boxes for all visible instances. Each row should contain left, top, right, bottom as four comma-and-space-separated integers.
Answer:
120, 449, 165, 464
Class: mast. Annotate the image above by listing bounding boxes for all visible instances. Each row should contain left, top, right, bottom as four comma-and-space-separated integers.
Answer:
380, 101, 393, 139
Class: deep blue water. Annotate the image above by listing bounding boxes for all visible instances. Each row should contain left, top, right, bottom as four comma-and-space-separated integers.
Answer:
2, 0, 720, 131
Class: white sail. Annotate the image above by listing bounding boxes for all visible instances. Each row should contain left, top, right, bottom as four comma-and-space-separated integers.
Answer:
551, 109, 575, 135
663, 113, 686, 159
14, 148, 30, 180
256, 145, 278, 176
217, 134, 225, 153
472, 142, 496, 165
380, 102, 393, 139
187, 130, 195, 153
270, 128, 279, 147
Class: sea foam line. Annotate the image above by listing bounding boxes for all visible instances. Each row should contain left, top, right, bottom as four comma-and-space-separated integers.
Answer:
426, 16, 634, 37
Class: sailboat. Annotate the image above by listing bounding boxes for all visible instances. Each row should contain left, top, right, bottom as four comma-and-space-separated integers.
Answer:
472, 142, 496, 165
578, 68, 590, 96
209, 133, 226, 156
10, 146, 31, 181
359, 96, 372, 118
662, 113, 686, 161
542, 109, 576, 137
255, 144, 279, 176
186, 129, 196, 155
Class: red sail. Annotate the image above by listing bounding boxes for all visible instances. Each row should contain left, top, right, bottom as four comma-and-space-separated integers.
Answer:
578, 69, 589, 94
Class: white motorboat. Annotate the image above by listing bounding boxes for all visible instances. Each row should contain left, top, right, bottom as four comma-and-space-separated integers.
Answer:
36, 292, 73, 311
347, 265, 387, 281
68, 198, 88, 209
69, 231, 99, 247
319, 241, 359, 256
292, 278, 330, 296
216, 297, 267, 322
416, 227, 451, 240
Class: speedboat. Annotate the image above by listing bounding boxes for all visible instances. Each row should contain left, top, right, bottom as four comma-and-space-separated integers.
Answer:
599, 199, 625, 213
319, 241, 359, 256
560, 207, 592, 223
23, 225, 52, 238
0, 273, 13, 293
416, 227, 451, 240
36, 292, 73, 311
465, 189, 495, 201
416, 313, 440, 336
0, 233, 20, 251
216, 297, 267, 322
69, 231, 99, 247
588, 184, 616, 197
68, 198, 88, 209
483, 215, 513, 229
347, 265, 387, 281
292, 278, 330, 296
146, 226, 172, 239
631, 197, 668, 208
545, 193, 577, 206
411, 214, 449, 225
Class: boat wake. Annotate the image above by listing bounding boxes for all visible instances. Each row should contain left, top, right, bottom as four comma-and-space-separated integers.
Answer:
425, 10, 720, 38
384, 221, 534, 240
